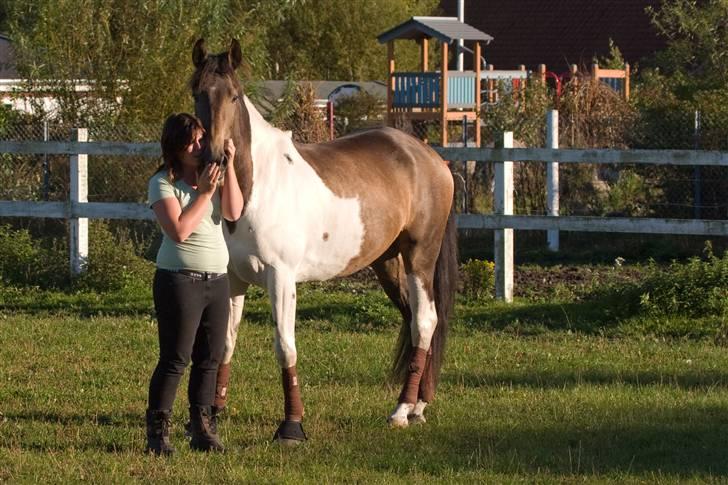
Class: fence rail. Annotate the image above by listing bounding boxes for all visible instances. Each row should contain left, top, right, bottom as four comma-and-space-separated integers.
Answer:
2, 125, 727, 300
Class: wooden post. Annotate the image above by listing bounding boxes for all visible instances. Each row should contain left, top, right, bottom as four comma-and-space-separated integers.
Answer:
538, 64, 546, 84
487, 64, 495, 103
570, 64, 578, 87
440, 41, 449, 146
518, 64, 527, 104
386, 41, 395, 127
420, 38, 429, 72
70, 128, 88, 275
494, 131, 514, 302
546, 110, 560, 252
474, 41, 481, 148
591, 63, 599, 85
624, 63, 630, 100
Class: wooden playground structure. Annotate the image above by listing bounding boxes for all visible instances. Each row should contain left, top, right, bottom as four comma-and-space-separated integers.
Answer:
378, 17, 631, 147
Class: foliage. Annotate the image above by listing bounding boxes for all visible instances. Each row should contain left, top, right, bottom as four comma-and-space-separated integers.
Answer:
274, 82, 329, 143
460, 259, 495, 301
602, 168, 663, 217
266, 0, 439, 80
646, 0, 728, 99
638, 245, 728, 319
0, 224, 67, 288
481, 79, 552, 148
73, 221, 154, 293
333, 90, 385, 136
594, 38, 626, 70
0, 221, 153, 291
3, 0, 274, 125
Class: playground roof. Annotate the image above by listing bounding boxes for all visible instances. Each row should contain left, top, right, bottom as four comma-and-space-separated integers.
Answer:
377, 16, 493, 44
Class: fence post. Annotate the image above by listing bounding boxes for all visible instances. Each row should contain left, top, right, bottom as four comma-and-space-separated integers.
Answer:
546, 110, 560, 251
70, 128, 88, 275
494, 131, 514, 302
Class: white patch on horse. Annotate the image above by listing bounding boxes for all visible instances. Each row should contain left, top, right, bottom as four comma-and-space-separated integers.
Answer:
225, 97, 365, 285
407, 275, 438, 350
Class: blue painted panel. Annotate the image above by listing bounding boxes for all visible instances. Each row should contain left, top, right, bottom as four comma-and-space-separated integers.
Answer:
448, 76, 475, 107
392, 73, 440, 108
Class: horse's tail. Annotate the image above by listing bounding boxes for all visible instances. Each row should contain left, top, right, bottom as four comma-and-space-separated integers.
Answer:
393, 209, 458, 396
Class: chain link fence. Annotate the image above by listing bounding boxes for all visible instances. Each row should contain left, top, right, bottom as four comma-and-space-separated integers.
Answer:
2, 83, 727, 262
399, 84, 728, 222
0, 120, 161, 258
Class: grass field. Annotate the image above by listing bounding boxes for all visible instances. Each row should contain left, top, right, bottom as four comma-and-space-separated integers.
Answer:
2, 273, 728, 483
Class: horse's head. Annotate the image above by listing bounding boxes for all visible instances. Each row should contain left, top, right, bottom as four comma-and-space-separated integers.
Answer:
190, 38, 253, 218
190, 38, 247, 167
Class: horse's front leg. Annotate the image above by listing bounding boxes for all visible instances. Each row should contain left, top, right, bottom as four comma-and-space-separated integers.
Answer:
214, 276, 249, 411
268, 268, 307, 445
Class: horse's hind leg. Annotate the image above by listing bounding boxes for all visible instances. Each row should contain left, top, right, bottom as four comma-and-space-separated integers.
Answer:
371, 253, 411, 324
373, 255, 432, 426
387, 240, 441, 428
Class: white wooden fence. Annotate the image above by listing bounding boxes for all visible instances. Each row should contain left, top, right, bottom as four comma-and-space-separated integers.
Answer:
2, 120, 728, 301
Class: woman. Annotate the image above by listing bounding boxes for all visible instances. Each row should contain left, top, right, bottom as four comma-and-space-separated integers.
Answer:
145, 113, 243, 455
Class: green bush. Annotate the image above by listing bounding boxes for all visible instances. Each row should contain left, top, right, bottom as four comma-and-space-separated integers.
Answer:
0, 221, 153, 292
0, 224, 67, 287
73, 221, 154, 293
460, 259, 495, 300
638, 246, 728, 318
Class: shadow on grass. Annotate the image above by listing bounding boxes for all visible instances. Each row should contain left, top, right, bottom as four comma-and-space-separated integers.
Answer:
447, 368, 728, 391
422, 409, 728, 476
458, 292, 639, 335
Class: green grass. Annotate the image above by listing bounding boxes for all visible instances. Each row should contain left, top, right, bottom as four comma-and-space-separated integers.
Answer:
2, 280, 728, 483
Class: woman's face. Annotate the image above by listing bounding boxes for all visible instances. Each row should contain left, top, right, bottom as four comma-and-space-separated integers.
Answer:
178, 129, 205, 168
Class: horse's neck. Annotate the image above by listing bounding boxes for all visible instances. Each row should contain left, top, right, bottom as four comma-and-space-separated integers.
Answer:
242, 96, 291, 155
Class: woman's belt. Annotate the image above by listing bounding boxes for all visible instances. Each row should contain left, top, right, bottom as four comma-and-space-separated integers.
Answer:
161, 268, 227, 281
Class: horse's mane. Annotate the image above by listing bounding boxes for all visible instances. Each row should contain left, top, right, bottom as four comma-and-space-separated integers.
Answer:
189, 53, 242, 93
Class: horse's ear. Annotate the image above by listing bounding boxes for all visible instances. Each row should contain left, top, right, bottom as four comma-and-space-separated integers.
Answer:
229, 39, 242, 70
193, 38, 208, 68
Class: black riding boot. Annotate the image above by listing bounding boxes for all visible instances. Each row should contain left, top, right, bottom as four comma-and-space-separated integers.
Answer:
189, 405, 225, 452
186, 405, 222, 437
145, 409, 175, 456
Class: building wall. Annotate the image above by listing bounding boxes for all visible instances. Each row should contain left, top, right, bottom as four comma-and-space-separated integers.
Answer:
441, 0, 665, 71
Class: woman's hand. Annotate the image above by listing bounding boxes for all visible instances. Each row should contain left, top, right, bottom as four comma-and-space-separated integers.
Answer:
197, 162, 220, 196
224, 138, 236, 165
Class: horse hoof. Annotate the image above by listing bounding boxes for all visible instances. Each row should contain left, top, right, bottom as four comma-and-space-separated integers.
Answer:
407, 413, 426, 425
387, 416, 409, 428
273, 420, 307, 445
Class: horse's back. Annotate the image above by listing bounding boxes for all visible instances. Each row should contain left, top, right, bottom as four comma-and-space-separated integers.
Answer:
295, 127, 451, 197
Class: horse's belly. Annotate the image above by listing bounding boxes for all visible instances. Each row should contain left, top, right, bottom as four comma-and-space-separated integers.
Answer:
226, 201, 365, 283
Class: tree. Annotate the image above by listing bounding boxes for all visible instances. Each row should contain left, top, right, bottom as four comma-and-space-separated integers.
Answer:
3, 0, 281, 126
646, 0, 728, 99
266, 0, 439, 80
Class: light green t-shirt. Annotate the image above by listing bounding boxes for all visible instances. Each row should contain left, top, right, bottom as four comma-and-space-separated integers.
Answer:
147, 171, 229, 273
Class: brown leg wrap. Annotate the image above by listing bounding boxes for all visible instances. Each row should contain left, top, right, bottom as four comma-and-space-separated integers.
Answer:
214, 362, 232, 409
418, 348, 435, 403
398, 347, 428, 404
282, 366, 304, 421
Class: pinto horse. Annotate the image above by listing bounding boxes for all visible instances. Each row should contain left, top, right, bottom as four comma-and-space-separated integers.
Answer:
190, 39, 457, 443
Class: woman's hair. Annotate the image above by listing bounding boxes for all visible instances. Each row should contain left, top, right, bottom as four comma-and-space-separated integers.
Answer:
156, 113, 205, 181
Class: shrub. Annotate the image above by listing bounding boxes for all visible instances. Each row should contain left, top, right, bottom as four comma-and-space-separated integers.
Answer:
638, 247, 728, 318
460, 259, 495, 300
73, 221, 154, 293
0, 221, 153, 292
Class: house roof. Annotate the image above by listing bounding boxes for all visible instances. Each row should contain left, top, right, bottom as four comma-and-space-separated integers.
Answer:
254, 80, 386, 116
377, 16, 493, 44
440, 0, 665, 70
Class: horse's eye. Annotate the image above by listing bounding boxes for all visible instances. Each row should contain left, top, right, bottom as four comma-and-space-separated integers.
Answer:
232, 95, 239, 103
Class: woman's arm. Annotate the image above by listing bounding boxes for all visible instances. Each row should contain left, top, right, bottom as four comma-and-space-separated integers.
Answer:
152, 164, 221, 243
220, 138, 244, 222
